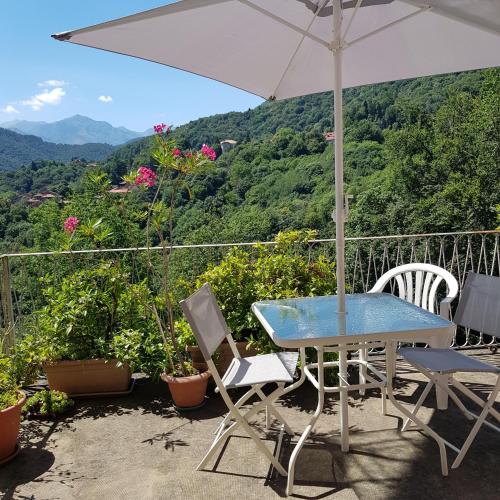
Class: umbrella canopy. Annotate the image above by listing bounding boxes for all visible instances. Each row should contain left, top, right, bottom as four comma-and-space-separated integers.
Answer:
52, 0, 500, 311
53, 0, 500, 100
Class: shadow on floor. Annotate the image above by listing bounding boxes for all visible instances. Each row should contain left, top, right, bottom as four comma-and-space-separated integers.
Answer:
1, 351, 498, 500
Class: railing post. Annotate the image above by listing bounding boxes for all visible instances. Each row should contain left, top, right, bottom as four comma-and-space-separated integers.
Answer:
1, 256, 15, 354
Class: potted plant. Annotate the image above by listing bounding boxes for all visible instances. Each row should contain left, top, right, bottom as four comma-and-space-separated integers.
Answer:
22, 390, 74, 420
160, 357, 211, 410
28, 263, 155, 396
0, 353, 26, 464
125, 124, 216, 409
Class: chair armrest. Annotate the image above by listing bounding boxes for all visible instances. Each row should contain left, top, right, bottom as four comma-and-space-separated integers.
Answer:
369, 282, 386, 293
439, 296, 455, 320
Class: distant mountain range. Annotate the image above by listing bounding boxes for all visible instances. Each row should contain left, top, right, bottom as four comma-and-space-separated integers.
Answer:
0, 128, 115, 171
0, 115, 147, 146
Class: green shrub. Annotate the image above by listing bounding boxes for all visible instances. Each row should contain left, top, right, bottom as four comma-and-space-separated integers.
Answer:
33, 262, 128, 361
111, 281, 168, 380
23, 390, 74, 418
175, 318, 198, 348
27, 263, 168, 379
0, 353, 21, 411
179, 230, 337, 352
0, 391, 19, 411
0, 347, 37, 411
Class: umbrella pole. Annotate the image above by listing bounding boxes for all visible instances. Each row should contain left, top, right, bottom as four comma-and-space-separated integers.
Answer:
333, 2, 346, 317
333, 0, 349, 453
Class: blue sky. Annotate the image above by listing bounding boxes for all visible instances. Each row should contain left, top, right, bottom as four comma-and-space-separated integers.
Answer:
0, 1, 263, 131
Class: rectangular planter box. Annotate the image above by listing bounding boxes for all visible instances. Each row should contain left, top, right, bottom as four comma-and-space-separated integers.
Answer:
43, 359, 131, 396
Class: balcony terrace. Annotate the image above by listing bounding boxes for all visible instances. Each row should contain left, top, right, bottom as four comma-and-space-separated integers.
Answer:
1, 350, 498, 499
1, 230, 499, 499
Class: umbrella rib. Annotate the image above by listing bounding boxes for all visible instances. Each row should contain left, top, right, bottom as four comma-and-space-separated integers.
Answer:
269, 0, 331, 100
342, 0, 363, 43
53, 0, 233, 40
236, 0, 330, 50
400, 0, 500, 37
345, 5, 429, 49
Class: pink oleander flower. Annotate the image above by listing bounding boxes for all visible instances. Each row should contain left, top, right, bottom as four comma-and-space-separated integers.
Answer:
64, 216, 80, 233
201, 144, 217, 161
153, 123, 168, 134
173, 148, 181, 158
135, 166, 157, 188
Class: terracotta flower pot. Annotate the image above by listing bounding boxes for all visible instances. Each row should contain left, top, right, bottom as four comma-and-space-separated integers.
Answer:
43, 359, 131, 396
0, 391, 26, 464
161, 370, 211, 409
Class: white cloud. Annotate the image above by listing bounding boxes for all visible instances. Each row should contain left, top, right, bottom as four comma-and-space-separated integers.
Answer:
22, 87, 66, 111
37, 79, 67, 87
98, 95, 113, 103
1, 105, 20, 114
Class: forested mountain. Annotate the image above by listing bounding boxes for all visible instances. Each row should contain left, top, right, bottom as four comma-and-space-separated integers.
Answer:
100, 69, 486, 181
171, 70, 484, 148
97, 69, 498, 243
174, 69, 499, 243
0, 68, 498, 255
0, 160, 86, 196
1, 115, 145, 146
0, 128, 116, 171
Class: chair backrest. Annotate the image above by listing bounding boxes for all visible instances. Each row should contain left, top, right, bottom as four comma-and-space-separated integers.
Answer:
369, 263, 459, 315
454, 272, 500, 338
180, 283, 231, 361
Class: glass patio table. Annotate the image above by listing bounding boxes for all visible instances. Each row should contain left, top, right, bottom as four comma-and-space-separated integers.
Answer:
252, 292, 455, 495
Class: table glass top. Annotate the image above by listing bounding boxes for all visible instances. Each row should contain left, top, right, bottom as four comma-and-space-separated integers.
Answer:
253, 293, 452, 344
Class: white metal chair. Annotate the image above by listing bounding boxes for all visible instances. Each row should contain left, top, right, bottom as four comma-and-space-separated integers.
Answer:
396, 272, 500, 475
180, 283, 299, 477
361, 263, 459, 393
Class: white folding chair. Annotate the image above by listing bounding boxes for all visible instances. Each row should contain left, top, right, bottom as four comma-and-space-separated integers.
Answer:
180, 283, 299, 477
396, 272, 500, 475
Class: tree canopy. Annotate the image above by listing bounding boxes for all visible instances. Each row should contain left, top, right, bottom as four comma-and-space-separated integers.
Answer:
0, 68, 498, 256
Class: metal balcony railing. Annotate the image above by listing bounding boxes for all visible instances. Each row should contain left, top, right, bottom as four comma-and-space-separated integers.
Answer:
1, 230, 499, 353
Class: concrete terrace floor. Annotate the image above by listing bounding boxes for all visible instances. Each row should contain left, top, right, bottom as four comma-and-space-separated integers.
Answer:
1, 349, 499, 500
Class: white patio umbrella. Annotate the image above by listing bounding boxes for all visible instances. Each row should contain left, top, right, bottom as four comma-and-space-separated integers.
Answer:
53, 0, 500, 450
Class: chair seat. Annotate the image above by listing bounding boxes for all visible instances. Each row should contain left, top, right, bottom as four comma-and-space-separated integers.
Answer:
222, 351, 299, 389
398, 347, 500, 374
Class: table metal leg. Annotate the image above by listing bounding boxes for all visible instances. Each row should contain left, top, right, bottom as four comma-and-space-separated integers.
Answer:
339, 348, 349, 452
282, 347, 307, 396
359, 345, 367, 396
287, 347, 325, 496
